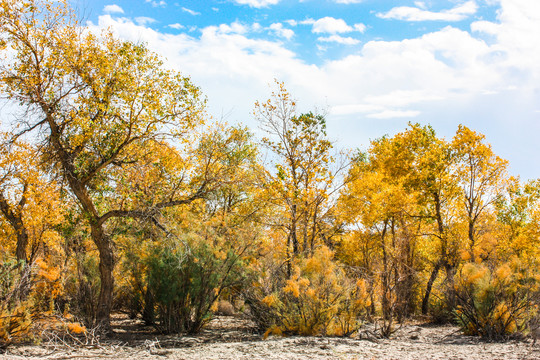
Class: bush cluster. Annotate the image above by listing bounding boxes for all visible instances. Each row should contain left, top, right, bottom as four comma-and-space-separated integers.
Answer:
245, 246, 370, 337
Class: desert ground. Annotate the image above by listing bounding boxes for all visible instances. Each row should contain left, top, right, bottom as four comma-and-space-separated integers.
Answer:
1, 315, 538, 360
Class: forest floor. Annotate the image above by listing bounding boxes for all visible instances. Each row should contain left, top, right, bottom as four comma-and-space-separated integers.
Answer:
2, 314, 539, 360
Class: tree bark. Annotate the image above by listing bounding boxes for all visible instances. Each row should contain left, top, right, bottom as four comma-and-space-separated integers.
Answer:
422, 261, 441, 315
421, 191, 447, 315
290, 204, 299, 255
0, 193, 29, 263
91, 223, 115, 333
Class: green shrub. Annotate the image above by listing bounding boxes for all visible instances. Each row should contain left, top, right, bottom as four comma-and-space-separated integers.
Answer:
145, 236, 249, 334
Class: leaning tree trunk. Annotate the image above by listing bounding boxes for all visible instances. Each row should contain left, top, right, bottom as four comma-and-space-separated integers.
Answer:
422, 261, 441, 315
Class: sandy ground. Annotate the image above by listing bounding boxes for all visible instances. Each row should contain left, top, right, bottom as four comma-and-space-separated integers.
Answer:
2, 316, 538, 360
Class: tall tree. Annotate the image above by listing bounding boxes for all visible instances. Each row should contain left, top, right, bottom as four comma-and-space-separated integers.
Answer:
254, 81, 342, 262
452, 125, 508, 262
0, 0, 213, 331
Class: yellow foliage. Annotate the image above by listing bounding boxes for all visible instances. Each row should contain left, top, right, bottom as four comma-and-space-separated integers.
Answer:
247, 246, 370, 337
67, 322, 86, 334
283, 279, 300, 298
0, 304, 32, 345
455, 260, 537, 338
261, 294, 277, 307
494, 264, 512, 282
263, 324, 283, 339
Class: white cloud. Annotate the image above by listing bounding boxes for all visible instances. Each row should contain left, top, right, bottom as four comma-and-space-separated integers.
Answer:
233, 0, 281, 8
312, 17, 353, 34
354, 23, 366, 33
269, 23, 294, 40
145, 0, 167, 7
168, 23, 185, 30
216, 22, 249, 34
368, 110, 421, 119
134, 17, 156, 26
299, 18, 315, 26
103, 5, 124, 14
285, 19, 299, 26
308, 17, 366, 34
333, 0, 364, 3
414, 1, 427, 10
182, 7, 200, 16
318, 35, 360, 45
378, 1, 478, 22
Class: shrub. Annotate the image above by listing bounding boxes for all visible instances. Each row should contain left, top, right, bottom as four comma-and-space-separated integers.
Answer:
245, 246, 370, 337
0, 260, 32, 347
454, 260, 539, 339
215, 300, 235, 316
64, 252, 100, 327
144, 235, 250, 334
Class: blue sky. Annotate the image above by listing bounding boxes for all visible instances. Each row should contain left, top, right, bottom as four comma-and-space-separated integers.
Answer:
77, 0, 540, 179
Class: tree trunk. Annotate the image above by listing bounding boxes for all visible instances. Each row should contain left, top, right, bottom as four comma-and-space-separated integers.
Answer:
422, 261, 441, 315
0, 193, 29, 263
142, 287, 155, 325
291, 204, 299, 255
91, 223, 115, 333
444, 263, 456, 310
468, 220, 476, 262
15, 229, 29, 263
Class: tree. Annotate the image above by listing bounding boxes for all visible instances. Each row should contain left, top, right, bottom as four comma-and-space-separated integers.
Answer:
0, 136, 63, 265
254, 81, 342, 264
371, 124, 460, 316
0, 0, 212, 331
452, 125, 508, 262
495, 178, 540, 262
338, 143, 421, 326
116, 125, 265, 333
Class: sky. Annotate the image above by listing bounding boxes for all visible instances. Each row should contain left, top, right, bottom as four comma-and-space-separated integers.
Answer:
74, 0, 539, 179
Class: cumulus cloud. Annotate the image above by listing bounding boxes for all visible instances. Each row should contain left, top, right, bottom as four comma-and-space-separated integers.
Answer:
103, 5, 124, 14
215, 22, 249, 34
354, 23, 366, 33
368, 110, 421, 119
311, 17, 365, 34
233, 0, 281, 8
89, 6, 539, 121
378, 1, 478, 22
312, 17, 352, 33
333, 0, 364, 3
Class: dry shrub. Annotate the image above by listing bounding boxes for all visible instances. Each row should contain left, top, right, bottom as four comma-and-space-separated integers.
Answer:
215, 300, 235, 316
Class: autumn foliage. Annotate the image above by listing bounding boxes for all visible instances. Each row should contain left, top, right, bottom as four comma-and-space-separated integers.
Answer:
0, 0, 538, 346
